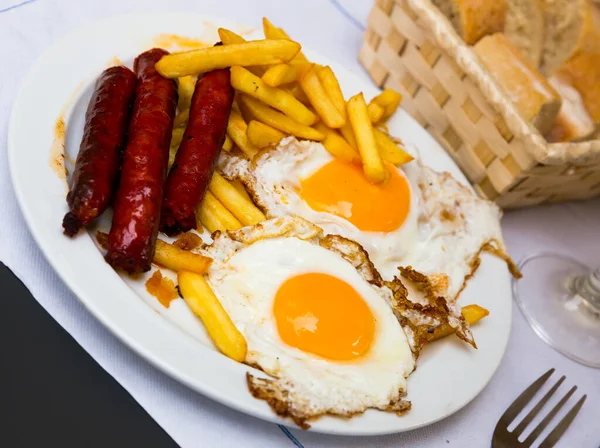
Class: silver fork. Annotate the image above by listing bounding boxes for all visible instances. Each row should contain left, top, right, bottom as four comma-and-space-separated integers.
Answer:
492, 369, 587, 448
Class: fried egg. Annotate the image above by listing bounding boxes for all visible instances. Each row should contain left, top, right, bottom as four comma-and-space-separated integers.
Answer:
200, 216, 415, 428
218, 137, 515, 346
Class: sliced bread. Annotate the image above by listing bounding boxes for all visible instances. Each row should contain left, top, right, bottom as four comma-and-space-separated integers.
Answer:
539, 0, 599, 75
504, 0, 545, 67
473, 33, 562, 135
431, 0, 506, 45
545, 76, 596, 142
555, 51, 600, 123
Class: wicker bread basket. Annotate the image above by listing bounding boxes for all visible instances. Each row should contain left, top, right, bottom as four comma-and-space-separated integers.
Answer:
359, 0, 600, 208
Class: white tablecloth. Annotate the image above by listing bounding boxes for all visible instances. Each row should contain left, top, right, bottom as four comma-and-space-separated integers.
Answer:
1, 0, 599, 446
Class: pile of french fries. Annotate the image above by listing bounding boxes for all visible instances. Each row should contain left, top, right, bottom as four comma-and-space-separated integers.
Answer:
149, 18, 485, 362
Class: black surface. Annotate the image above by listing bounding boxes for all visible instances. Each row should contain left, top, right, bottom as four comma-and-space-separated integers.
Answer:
0, 262, 179, 448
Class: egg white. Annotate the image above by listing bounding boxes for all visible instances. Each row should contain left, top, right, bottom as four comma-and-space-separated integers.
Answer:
203, 232, 415, 417
220, 137, 420, 279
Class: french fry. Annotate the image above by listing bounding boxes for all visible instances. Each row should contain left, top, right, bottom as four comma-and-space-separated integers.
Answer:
282, 83, 311, 105
178, 270, 248, 362
339, 122, 358, 150
373, 128, 414, 166
230, 179, 252, 202
230, 66, 316, 126
262, 63, 297, 86
209, 171, 266, 226
316, 66, 346, 120
168, 128, 185, 171
299, 66, 345, 128
178, 75, 196, 111
430, 305, 490, 341
197, 191, 242, 233
222, 134, 233, 152
371, 88, 403, 120
217, 27, 246, 45
217, 29, 266, 77
156, 40, 302, 78
314, 123, 361, 163
227, 108, 259, 158
174, 109, 189, 128
154, 239, 211, 274
367, 102, 385, 124
347, 93, 387, 184
262, 17, 308, 61
238, 95, 324, 141
247, 120, 286, 148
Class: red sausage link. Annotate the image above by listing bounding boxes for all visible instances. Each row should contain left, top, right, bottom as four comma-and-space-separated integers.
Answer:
62, 66, 137, 237
160, 68, 234, 235
106, 48, 178, 274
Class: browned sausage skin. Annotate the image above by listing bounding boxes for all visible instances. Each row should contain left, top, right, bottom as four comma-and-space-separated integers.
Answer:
105, 49, 178, 274
62, 66, 137, 237
160, 68, 234, 236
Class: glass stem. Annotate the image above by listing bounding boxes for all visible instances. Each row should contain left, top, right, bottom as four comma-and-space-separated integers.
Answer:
569, 268, 600, 313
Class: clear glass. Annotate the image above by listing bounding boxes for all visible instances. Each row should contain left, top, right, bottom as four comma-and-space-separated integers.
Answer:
512, 253, 600, 368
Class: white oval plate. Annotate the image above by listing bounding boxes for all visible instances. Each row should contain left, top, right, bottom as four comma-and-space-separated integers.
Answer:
8, 13, 512, 436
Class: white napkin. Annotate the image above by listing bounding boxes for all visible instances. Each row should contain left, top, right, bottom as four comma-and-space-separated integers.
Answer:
1, 0, 599, 446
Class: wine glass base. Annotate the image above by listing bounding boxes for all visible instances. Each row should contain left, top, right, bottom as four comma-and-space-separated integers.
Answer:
513, 253, 600, 368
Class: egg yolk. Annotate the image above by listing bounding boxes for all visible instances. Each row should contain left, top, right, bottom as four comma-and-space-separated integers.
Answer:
273, 273, 375, 361
299, 159, 411, 232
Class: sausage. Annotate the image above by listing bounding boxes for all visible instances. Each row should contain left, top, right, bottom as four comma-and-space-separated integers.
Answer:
105, 48, 178, 274
160, 68, 234, 235
62, 66, 137, 237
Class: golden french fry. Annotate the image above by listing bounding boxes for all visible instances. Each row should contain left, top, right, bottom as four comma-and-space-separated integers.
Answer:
174, 109, 190, 128
168, 128, 185, 171
372, 88, 403, 120
197, 191, 242, 233
431, 305, 490, 341
347, 93, 387, 184
230, 179, 252, 202
238, 95, 324, 141
299, 66, 345, 128
156, 40, 302, 78
367, 102, 385, 124
282, 82, 311, 105
262, 63, 297, 86
178, 75, 196, 111
209, 171, 266, 226
339, 122, 358, 150
372, 128, 414, 166
217, 27, 246, 45
178, 270, 248, 362
154, 239, 211, 274
227, 108, 259, 159
247, 120, 286, 148
316, 66, 346, 120
262, 17, 308, 61
230, 66, 316, 126
222, 134, 233, 152
314, 123, 361, 163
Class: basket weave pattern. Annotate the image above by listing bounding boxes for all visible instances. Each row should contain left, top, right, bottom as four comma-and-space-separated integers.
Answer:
359, 0, 600, 208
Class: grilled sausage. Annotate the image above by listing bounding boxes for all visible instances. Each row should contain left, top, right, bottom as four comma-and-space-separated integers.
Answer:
62, 66, 137, 237
105, 49, 178, 274
160, 68, 234, 235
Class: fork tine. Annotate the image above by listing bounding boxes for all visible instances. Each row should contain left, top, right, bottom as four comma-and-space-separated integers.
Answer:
499, 368, 555, 426
538, 395, 587, 448
512, 375, 565, 438
523, 385, 577, 447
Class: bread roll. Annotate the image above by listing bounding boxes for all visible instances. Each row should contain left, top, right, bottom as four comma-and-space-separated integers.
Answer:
431, 0, 506, 45
545, 76, 596, 142
504, 0, 545, 67
554, 51, 600, 123
540, 0, 600, 75
473, 33, 562, 135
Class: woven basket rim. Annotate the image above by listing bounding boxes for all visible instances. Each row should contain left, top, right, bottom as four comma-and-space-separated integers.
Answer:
405, 0, 600, 166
